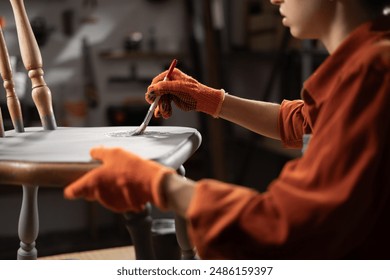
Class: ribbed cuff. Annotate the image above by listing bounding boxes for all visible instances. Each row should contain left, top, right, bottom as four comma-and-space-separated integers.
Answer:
212, 89, 227, 118
197, 88, 227, 117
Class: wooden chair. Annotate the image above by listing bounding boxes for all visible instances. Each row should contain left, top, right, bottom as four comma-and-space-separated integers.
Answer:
0, 0, 199, 260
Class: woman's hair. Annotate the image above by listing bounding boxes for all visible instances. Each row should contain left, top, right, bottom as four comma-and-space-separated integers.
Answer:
362, 0, 390, 13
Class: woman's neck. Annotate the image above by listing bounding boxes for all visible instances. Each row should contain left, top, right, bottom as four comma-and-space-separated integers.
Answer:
320, 2, 379, 53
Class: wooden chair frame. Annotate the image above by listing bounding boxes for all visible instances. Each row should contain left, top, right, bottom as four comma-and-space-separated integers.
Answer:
0, 0, 199, 260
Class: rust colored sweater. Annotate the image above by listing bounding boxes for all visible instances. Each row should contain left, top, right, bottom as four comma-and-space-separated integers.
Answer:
187, 17, 390, 259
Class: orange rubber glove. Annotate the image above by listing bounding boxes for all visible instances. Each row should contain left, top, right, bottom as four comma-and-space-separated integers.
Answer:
146, 68, 226, 118
64, 147, 175, 213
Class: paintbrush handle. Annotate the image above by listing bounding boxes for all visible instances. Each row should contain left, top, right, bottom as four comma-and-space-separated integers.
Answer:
164, 58, 178, 81
149, 58, 177, 111
141, 59, 177, 124
144, 59, 177, 118
131, 59, 177, 135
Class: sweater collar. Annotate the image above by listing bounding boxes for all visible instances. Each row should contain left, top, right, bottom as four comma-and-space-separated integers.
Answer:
304, 16, 390, 103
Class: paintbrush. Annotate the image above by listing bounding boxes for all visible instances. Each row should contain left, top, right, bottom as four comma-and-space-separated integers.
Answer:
130, 58, 177, 136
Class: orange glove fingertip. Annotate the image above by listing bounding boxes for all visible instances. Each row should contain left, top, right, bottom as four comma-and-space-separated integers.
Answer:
64, 182, 90, 200
89, 146, 107, 159
64, 187, 76, 199
151, 70, 169, 84
154, 107, 162, 118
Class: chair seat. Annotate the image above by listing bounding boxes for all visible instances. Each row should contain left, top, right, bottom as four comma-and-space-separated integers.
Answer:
0, 126, 201, 186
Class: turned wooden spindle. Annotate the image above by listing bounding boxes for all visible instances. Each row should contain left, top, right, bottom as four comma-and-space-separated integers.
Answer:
17, 185, 39, 260
0, 107, 4, 137
0, 26, 25, 132
123, 203, 155, 260
175, 165, 196, 259
9, 0, 57, 130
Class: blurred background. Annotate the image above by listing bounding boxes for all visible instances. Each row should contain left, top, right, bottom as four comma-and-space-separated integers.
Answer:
0, 0, 327, 259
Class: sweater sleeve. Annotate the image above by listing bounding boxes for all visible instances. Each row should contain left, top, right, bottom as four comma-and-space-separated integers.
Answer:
186, 44, 390, 259
278, 99, 311, 149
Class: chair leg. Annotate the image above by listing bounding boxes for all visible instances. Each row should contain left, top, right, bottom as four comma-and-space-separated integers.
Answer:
17, 185, 39, 260
175, 165, 196, 259
9, 0, 56, 130
0, 26, 24, 132
123, 165, 196, 260
123, 203, 155, 260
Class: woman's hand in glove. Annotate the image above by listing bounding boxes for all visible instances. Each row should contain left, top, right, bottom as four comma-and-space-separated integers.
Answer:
146, 68, 226, 118
64, 147, 175, 213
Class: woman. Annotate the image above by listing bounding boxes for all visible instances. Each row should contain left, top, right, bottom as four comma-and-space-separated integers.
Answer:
64, 0, 390, 259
